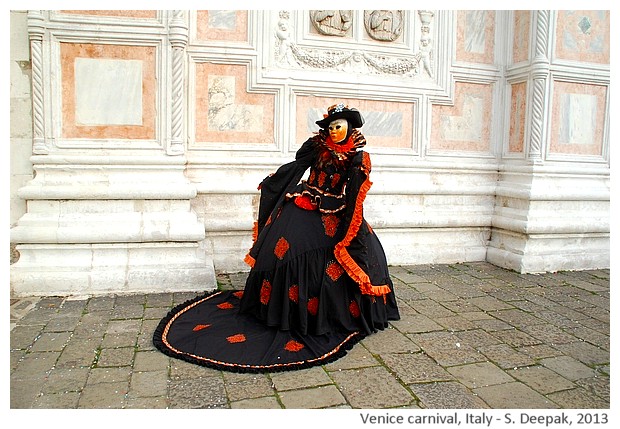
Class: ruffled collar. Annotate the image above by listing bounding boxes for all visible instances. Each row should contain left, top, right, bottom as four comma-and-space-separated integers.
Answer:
313, 129, 366, 166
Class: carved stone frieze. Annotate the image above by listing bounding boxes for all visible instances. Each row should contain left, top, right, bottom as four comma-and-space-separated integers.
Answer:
309, 10, 353, 37
275, 10, 436, 79
364, 10, 403, 41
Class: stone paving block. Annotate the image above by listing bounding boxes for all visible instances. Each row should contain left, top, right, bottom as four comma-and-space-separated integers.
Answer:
520, 324, 578, 346
392, 286, 426, 302
473, 317, 514, 332
223, 372, 274, 401
97, 347, 135, 367
168, 376, 228, 409
11, 351, 61, 381
129, 370, 168, 397
329, 366, 414, 409
442, 299, 484, 314
467, 296, 515, 312
491, 309, 546, 328
455, 329, 503, 349
78, 381, 129, 408
111, 304, 145, 320
518, 344, 564, 360
231, 396, 282, 409
575, 375, 610, 403
29, 331, 72, 352
553, 341, 609, 366
408, 299, 455, 318
269, 365, 332, 391
31, 391, 81, 409
144, 306, 170, 320
507, 365, 575, 395
101, 331, 139, 348
410, 381, 489, 409
540, 356, 596, 381
145, 292, 174, 307
10, 377, 44, 408
10, 349, 26, 372
434, 315, 477, 331
473, 381, 559, 409
566, 326, 610, 351
361, 327, 421, 354
409, 331, 485, 367
55, 339, 99, 369
391, 313, 444, 334
278, 384, 347, 409
86, 296, 116, 312
87, 367, 132, 385
43, 315, 81, 332
10, 324, 45, 350
447, 362, 514, 388
41, 367, 90, 394
424, 288, 460, 302
115, 294, 146, 305
534, 309, 582, 330
379, 352, 454, 384
546, 387, 609, 409
477, 344, 536, 369
491, 328, 543, 348
389, 266, 429, 284
170, 358, 222, 380
133, 350, 170, 372
323, 343, 380, 371
124, 396, 168, 409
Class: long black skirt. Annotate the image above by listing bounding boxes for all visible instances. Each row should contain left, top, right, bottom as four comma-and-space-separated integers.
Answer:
153, 200, 399, 373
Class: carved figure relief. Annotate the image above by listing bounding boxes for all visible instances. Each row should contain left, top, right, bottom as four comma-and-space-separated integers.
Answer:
364, 10, 403, 42
310, 10, 352, 37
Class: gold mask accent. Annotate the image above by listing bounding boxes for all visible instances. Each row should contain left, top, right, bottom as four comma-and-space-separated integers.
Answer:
328, 119, 348, 143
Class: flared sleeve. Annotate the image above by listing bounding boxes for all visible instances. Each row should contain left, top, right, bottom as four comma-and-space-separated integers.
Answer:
245, 139, 316, 267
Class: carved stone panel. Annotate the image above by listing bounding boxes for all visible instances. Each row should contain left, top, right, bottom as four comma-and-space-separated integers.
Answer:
309, 10, 353, 37
364, 10, 403, 42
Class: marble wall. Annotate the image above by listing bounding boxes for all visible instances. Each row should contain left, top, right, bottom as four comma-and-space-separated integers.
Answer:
9, 10, 610, 296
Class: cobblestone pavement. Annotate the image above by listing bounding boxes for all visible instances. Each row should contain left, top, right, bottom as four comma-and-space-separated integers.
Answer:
10, 263, 610, 409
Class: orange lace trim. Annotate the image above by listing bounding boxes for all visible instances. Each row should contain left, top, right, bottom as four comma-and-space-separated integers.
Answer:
334, 152, 392, 297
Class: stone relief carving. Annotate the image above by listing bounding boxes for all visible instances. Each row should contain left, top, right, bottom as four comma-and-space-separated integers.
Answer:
310, 10, 352, 36
275, 10, 435, 79
364, 10, 403, 42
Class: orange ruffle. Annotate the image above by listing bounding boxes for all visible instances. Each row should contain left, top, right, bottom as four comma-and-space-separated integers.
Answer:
334, 152, 391, 297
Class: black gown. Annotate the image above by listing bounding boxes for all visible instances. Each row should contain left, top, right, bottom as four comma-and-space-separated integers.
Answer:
154, 129, 399, 372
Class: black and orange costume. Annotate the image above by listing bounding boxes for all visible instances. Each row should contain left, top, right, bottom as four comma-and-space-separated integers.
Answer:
154, 104, 399, 372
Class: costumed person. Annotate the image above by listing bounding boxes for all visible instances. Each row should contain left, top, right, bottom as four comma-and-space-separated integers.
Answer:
154, 103, 399, 373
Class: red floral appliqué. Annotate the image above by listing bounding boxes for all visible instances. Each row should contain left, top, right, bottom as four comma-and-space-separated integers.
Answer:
260, 279, 272, 305
289, 284, 299, 303
309, 170, 316, 183
326, 260, 344, 281
331, 173, 341, 188
307, 297, 319, 316
322, 214, 340, 237
349, 301, 361, 318
233, 291, 244, 299
227, 334, 246, 344
284, 340, 305, 352
192, 324, 211, 332
217, 302, 234, 309
274, 237, 290, 259
318, 171, 327, 187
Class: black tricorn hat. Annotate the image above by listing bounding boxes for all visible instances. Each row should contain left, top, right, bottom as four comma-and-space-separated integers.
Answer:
315, 103, 365, 129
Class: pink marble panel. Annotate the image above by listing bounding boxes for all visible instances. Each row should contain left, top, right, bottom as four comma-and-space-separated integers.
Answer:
431, 82, 493, 152
196, 10, 248, 43
61, 10, 157, 19
513, 11, 530, 64
508, 82, 527, 154
456, 10, 496, 64
60, 43, 156, 140
195, 62, 275, 144
555, 11, 609, 64
550, 81, 606, 156
295, 96, 415, 150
